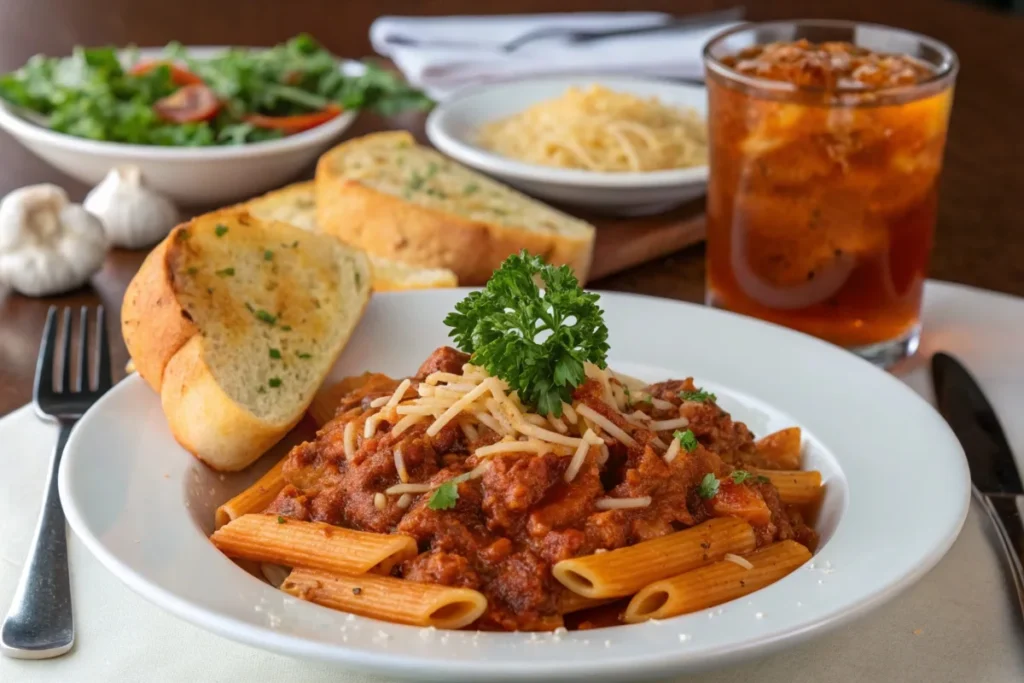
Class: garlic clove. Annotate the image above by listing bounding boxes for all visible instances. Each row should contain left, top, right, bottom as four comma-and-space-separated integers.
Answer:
0, 182, 111, 297
84, 165, 180, 249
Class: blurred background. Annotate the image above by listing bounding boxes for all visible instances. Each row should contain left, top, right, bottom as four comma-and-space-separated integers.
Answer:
0, 0, 1020, 297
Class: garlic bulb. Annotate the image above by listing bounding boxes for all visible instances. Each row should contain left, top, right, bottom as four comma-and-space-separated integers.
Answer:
0, 184, 109, 297
84, 166, 179, 249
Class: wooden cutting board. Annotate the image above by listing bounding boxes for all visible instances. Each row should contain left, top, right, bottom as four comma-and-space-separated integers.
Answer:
585, 200, 706, 282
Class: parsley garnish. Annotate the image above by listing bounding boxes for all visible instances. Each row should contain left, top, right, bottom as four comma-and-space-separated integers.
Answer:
280, 324, 292, 331
269, 348, 281, 359
255, 309, 277, 325
268, 377, 282, 388
215, 267, 235, 277
295, 351, 312, 359
426, 470, 477, 511
186, 266, 198, 275
443, 251, 609, 418
679, 389, 716, 403
463, 182, 479, 195
427, 481, 459, 510
730, 470, 771, 485
175, 229, 190, 242
276, 515, 286, 524
215, 224, 228, 237
698, 473, 720, 499
674, 429, 699, 453
264, 249, 273, 261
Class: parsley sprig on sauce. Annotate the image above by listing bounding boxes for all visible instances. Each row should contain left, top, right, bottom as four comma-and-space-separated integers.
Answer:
444, 251, 609, 418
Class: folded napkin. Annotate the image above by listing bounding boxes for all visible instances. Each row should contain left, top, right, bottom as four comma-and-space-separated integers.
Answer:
370, 13, 740, 100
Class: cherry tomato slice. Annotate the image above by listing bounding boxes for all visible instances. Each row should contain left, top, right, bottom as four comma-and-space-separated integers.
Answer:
244, 104, 343, 134
130, 60, 204, 87
152, 84, 221, 123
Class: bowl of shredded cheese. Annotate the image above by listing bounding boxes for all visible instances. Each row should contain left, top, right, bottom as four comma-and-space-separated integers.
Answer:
426, 76, 708, 215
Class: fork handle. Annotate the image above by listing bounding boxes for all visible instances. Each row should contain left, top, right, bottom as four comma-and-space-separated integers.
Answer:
1, 420, 75, 659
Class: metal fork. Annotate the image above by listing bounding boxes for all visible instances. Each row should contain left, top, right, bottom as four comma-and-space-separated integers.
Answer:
1, 306, 112, 659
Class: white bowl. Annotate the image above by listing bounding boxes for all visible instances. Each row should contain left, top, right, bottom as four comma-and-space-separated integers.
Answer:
426, 76, 708, 216
0, 47, 359, 205
59, 290, 969, 681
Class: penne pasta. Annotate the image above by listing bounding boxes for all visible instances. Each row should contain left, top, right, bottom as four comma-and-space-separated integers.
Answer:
214, 458, 288, 529
553, 517, 757, 599
624, 540, 812, 623
752, 468, 824, 505
754, 427, 803, 470
282, 568, 487, 630
211, 514, 417, 575
558, 590, 616, 615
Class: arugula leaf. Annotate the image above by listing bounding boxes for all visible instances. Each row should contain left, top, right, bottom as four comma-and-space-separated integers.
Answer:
698, 473, 720, 499
0, 34, 431, 147
679, 388, 717, 403
444, 251, 609, 418
427, 481, 459, 510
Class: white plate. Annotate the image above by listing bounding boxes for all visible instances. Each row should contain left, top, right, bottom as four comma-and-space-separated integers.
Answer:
0, 47, 359, 205
58, 290, 969, 682
426, 76, 708, 216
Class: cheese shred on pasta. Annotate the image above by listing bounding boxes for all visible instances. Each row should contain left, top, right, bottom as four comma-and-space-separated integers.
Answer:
352, 362, 699, 506
477, 85, 707, 173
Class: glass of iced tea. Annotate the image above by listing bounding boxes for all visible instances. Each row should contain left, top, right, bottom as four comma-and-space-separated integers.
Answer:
703, 21, 957, 366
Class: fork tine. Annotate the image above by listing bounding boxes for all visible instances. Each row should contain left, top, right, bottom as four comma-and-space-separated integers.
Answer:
59, 307, 73, 393
77, 306, 89, 393
33, 306, 58, 401
95, 305, 113, 393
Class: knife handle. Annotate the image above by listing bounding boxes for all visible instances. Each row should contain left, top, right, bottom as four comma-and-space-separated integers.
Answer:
977, 490, 1024, 618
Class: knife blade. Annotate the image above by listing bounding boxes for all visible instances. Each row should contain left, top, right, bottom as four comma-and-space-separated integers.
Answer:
931, 351, 1024, 619
932, 351, 1023, 495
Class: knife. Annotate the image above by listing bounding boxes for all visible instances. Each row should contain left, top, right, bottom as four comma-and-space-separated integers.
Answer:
932, 351, 1024, 617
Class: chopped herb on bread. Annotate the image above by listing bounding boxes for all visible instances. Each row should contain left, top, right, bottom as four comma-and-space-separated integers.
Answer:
244, 181, 458, 291
315, 131, 595, 285
121, 209, 371, 471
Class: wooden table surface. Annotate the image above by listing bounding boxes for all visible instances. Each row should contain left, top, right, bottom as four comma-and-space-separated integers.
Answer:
0, 0, 1022, 416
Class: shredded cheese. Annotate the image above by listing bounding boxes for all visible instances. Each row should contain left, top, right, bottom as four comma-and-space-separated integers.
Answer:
460, 420, 478, 442
394, 445, 409, 483
426, 379, 497, 437
724, 553, 754, 570
373, 492, 386, 510
343, 420, 356, 460
594, 496, 652, 510
663, 436, 681, 464
650, 417, 690, 431
386, 482, 434, 495
392, 413, 426, 436
562, 403, 578, 425
651, 397, 675, 411
576, 404, 638, 448
397, 494, 413, 509
565, 429, 598, 482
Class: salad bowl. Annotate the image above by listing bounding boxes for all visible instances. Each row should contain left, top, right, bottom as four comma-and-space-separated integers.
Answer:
0, 46, 367, 205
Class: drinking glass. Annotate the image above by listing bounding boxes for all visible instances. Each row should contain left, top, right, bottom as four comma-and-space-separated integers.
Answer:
703, 21, 958, 366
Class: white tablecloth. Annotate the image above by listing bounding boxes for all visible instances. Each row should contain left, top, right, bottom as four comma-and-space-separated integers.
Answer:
2, 280, 1023, 682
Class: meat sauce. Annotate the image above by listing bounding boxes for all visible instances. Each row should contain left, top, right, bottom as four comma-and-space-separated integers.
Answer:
266, 347, 817, 631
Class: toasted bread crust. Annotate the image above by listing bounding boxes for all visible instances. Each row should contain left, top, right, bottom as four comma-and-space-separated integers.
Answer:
315, 133, 594, 285
121, 230, 197, 394
160, 336, 303, 471
121, 209, 372, 472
